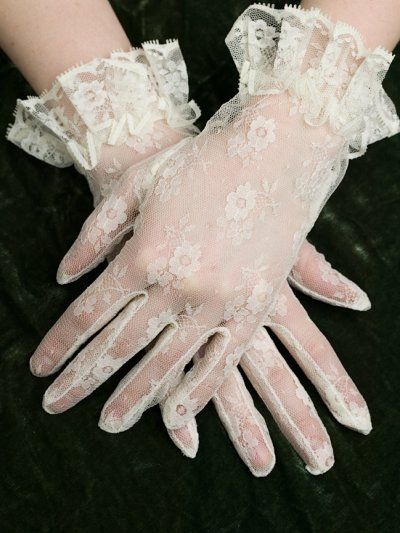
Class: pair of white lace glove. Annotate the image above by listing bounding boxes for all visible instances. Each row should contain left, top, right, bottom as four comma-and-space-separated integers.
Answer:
8, 5, 399, 476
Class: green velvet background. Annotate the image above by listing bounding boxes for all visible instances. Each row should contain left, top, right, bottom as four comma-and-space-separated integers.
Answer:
0, 1, 399, 531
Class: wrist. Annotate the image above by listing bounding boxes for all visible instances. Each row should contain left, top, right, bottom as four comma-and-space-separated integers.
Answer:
226, 4, 399, 159
7, 42, 200, 200
301, 0, 400, 51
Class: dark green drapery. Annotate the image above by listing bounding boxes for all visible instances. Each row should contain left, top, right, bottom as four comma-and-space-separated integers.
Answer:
0, 1, 399, 531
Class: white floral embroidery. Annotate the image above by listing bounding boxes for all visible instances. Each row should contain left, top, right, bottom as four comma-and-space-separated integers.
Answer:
96, 196, 128, 234
217, 179, 277, 246
163, 61, 187, 101
247, 116, 276, 151
73, 294, 98, 317
225, 219, 254, 246
347, 400, 370, 421
312, 441, 334, 469
174, 396, 199, 421
145, 309, 175, 340
79, 354, 120, 393
318, 256, 340, 286
72, 80, 107, 112
224, 347, 243, 378
85, 195, 129, 254
72, 262, 130, 317
225, 182, 257, 221
154, 151, 187, 202
251, 339, 281, 369
223, 258, 273, 329
246, 280, 273, 315
126, 129, 164, 154
224, 295, 247, 323
147, 256, 173, 288
146, 218, 201, 294
295, 384, 314, 409
228, 116, 276, 166
242, 428, 260, 450
294, 136, 339, 203
169, 242, 201, 280
263, 347, 282, 369
317, 253, 362, 306
253, 20, 278, 49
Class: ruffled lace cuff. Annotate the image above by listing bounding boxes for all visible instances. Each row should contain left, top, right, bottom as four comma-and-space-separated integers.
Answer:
226, 4, 400, 158
6, 40, 200, 170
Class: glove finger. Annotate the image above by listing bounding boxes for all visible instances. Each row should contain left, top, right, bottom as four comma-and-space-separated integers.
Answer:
289, 241, 370, 311
212, 365, 275, 477
57, 171, 141, 284
161, 371, 199, 459
242, 327, 334, 475
31, 241, 150, 377
100, 302, 222, 433
162, 318, 255, 431
269, 283, 372, 435
166, 416, 199, 459
42, 285, 180, 414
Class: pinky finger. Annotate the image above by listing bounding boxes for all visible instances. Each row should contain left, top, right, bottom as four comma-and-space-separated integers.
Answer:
162, 372, 199, 459
212, 367, 275, 477
289, 241, 371, 311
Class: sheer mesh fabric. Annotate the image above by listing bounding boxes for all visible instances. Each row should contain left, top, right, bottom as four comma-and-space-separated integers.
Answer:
8, 5, 399, 476
7, 40, 200, 204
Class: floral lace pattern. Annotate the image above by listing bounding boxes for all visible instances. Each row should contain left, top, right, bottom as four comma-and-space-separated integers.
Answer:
227, 114, 277, 166
226, 4, 400, 157
223, 256, 274, 330
29, 5, 394, 476
217, 178, 278, 246
146, 217, 201, 294
7, 41, 200, 206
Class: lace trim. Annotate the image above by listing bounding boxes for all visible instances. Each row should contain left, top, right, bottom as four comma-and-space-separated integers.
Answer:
6, 40, 200, 170
226, 3, 400, 157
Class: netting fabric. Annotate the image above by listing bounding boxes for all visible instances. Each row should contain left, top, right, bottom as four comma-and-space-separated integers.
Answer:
7, 40, 200, 204
8, 5, 399, 476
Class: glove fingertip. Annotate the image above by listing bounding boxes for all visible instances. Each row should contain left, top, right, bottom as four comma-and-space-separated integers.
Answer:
305, 457, 335, 475
168, 423, 199, 459
349, 289, 371, 312
335, 404, 373, 435
56, 267, 76, 285
247, 448, 276, 478
56, 247, 86, 284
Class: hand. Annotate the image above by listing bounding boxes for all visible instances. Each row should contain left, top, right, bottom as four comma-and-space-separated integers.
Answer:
36, 139, 372, 475
168, 242, 372, 476
29, 5, 397, 468
47, 116, 371, 477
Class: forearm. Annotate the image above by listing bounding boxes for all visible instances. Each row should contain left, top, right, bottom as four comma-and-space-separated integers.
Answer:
301, 0, 400, 51
0, 0, 131, 93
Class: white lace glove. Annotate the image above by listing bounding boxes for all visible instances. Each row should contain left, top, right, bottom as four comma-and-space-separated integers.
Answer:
48, 143, 372, 477
7, 40, 200, 205
28, 5, 398, 467
45, 177, 373, 476
165, 241, 373, 476
4, 18, 372, 477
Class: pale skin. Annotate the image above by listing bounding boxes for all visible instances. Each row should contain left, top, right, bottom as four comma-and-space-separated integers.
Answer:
0, 1, 399, 94
301, 0, 400, 50
0, 0, 131, 93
